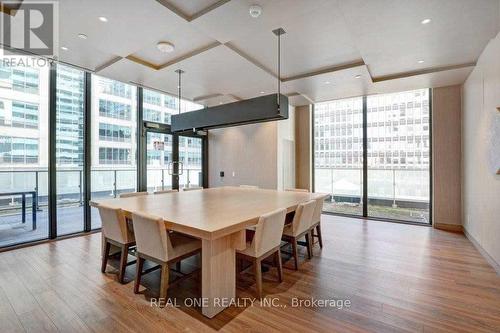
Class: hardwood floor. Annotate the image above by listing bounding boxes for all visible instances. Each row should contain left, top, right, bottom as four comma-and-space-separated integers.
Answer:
1, 215, 499, 332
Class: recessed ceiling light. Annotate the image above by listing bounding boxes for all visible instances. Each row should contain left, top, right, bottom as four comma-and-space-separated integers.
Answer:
421, 18, 431, 25
61, 46, 68, 51
249, 5, 262, 18
260, 91, 265, 94
219, 102, 223, 105
325, 81, 331, 84
355, 75, 361, 79
157, 41, 175, 53
78, 33, 88, 39
98, 16, 108, 22
418, 60, 425, 64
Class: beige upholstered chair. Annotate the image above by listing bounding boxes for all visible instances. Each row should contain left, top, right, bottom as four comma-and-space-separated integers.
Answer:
131, 211, 201, 302
285, 188, 309, 192
281, 200, 316, 270
153, 189, 178, 194
310, 198, 324, 251
119, 191, 148, 198
237, 208, 286, 298
239, 185, 259, 189
183, 187, 203, 191
97, 204, 136, 283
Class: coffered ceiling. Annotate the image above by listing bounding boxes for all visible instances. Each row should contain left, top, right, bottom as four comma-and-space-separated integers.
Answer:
2, 0, 499, 106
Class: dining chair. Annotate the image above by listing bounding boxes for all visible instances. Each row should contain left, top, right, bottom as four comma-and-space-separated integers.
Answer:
285, 188, 309, 192
131, 211, 201, 303
281, 200, 316, 270
310, 197, 324, 250
237, 208, 286, 298
119, 191, 149, 198
239, 185, 259, 189
153, 189, 179, 194
183, 187, 203, 191
97, 204, 136, 283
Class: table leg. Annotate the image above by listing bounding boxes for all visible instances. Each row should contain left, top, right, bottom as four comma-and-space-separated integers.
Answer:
201, 230, 245, 318
22, 194, 26, 223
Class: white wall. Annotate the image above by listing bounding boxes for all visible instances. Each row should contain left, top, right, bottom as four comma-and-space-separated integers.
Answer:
208, 106, 294, 189
277, 106, 295, 190
462, 30, 500, 267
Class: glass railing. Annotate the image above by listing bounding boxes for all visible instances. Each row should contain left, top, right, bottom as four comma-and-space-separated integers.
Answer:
314, 167, 430, 223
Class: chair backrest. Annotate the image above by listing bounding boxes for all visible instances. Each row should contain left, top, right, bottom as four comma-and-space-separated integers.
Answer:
250, 208, 286, 257
291, 200, 316, 235
131, 211, 169, 262
153, 189, 178, 194
240, 185, 259, 189
183, 187, 203, 191
119, 191, 148, 198
285, 188, 309, 193
97, 204, 133, 244
312, 197, 324, 225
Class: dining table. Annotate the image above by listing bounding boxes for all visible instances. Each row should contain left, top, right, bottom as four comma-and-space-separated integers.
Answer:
90, 186, 326, 318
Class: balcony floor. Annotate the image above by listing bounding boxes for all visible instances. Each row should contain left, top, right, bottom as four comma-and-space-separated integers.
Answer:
0, 205, 100, 248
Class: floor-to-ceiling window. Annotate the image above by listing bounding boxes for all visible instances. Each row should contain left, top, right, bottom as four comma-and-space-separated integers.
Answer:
314, 88, 431, 224
0, 54, 50, 247
55, 64, 85, 235
314, 97, 364, 216
90, 75, 137, 229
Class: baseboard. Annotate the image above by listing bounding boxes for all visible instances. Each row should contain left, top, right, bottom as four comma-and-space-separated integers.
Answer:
433, 222, 463, 233
464, 228, 500, 276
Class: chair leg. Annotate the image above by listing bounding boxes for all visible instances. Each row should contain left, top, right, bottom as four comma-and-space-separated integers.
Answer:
291, 238, 299, 270
305, 233, 312, 259
276, 250, 283, 282
159, 264, 169, 304
134, 256, 144, 294
101, 239, 111, 273
254, 258, 262, 299
316, 224, 323, 249
175, 261, 181, 273
118, 244, 128, 284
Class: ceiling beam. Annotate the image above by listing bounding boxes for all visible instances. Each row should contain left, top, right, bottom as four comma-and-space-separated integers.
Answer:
282, 60, 366, 82
157, 42, 221, 70
224, 42, 278, 79
155, 0, 231, 22
94, 56, 124, 72
125, 55, 159, 70
372, 62, 476, 82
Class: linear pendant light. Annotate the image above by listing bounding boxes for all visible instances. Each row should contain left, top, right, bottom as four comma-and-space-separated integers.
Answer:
171, 28, 288, 133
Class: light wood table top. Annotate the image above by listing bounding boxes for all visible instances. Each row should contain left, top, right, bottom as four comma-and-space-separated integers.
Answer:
90, 186, 326, 240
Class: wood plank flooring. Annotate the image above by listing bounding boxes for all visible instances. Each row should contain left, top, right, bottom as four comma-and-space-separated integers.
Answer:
1, 215, 499, 332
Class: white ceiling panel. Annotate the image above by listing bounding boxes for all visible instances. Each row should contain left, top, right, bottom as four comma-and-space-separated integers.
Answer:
339, 0, 499, 77
58, 0, 192, 57
227, 1, 362, 78
191, 0, 335, 44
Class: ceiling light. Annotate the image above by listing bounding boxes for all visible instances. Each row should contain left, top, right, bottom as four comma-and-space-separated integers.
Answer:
78, 33, 88, 39
418, 60, 425, 64
157, 41, 175, 53
260, 91, 265, 94
355, 75, 361, 79
325, 81, 331, 84
219, 102, 223, 105
421, 18, 431, 25
61, 46, 68, 51
249, 5, 262, 18
98, 16, 108, 22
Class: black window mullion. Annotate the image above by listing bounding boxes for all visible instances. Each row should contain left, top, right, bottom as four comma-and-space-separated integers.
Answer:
83, 72, 92, 232
48, 62, 57, 239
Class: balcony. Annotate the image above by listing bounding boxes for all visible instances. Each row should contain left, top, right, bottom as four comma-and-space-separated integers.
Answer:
314, 167, 430, 223
0, 167, 202, 248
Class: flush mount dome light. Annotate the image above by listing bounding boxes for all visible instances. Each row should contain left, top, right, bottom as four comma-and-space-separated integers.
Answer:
249, 5, 262, 18
157, 41, 175, 53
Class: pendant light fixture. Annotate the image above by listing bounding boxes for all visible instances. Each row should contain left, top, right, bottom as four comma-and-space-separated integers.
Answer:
175, 69, 184, 114
171, 28, 289, 133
